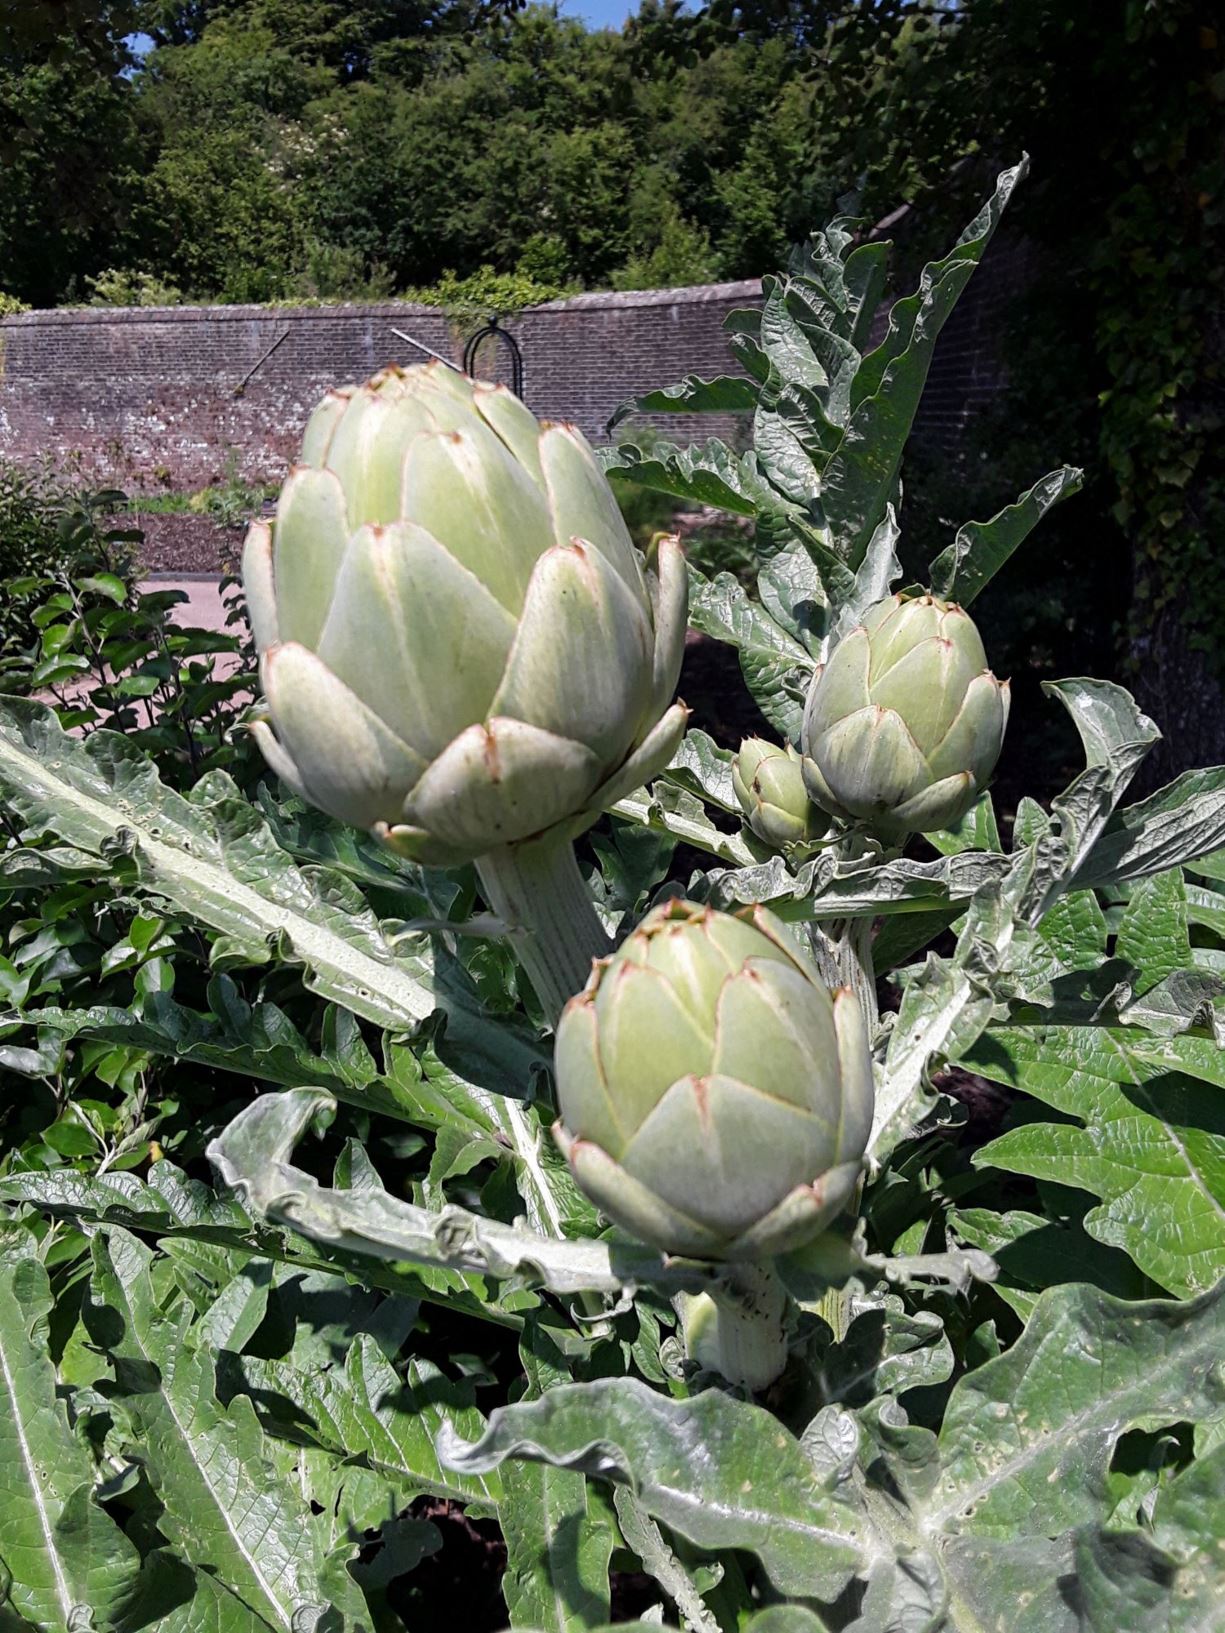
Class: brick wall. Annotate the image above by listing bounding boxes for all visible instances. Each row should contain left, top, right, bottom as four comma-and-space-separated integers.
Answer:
0, 236, 1027, 494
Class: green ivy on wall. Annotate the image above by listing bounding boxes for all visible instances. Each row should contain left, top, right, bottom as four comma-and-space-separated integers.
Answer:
1095, 4, 1224, 670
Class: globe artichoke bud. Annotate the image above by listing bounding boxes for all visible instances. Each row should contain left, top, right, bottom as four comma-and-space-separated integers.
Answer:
242, 363, 688, 865
732, 737, 828, 849
801, 593, 1009, 839
554, 899, 873, 1261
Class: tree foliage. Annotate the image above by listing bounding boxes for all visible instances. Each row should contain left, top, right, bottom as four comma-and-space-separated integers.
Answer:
0, 0, 942, 307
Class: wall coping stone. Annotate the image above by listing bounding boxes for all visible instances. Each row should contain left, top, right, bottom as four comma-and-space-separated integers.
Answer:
0, 279, 763, 331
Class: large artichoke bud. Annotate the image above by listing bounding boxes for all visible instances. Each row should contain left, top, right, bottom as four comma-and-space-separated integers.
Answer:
554, 899, 873, 1261
732, 737, 828, 849
242, 363, 688, 864
801, 593, 1009, 839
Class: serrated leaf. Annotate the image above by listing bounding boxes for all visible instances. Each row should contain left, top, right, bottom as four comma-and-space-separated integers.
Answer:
842, 241, 888, 353
686, 567, 814, 739
950, 1205, 1154, 1322
236, 1338, 502, 1511
859, 1283, 1225, 1628
607, 375, 759, 430
444, 1281, 1225, 1631
705, 846, 1011, 922
828, 505, 901, 649
822, 159, 1028, 566
501, 1461, 613, 1632
1078, 767, 1225, 889
757, 540, 829, 657
759, 276, 829, 394
598, 439, 766, 516
871, 877, 1025, 1161
813, 1291, 954, 1406
611, 783, 756, 868
0, 698, 435, 1027
1, 982, 418, 1122
657, 730, 739, 813
441, 1379, 865, 1600
928, 1280, 1225, 1538
965, 1026, 1225, 1295
115, 1557, 273, 1633
0, 1159, 515, 1332
1185, 880, 1225, 938
928, 466, 1084, 606
1116, 869, 1191, 993
1022, 681, 1160, 923
612, 1487, 719, 1633
0, 1252, 140, 1630
86, 1229, 367, 1631
1008, 888, 1108, 997
1144, 1441, 1225, 1626
752, 400, 821, 504
206, 1088, 705, 1301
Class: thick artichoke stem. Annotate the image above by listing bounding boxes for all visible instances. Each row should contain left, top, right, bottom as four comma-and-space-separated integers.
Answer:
807, 829, 879, 1032
476, 840, 610, 1026
808, 916, 877, 1033
844, 916, 878, 1033
680, 1265, 790, 1392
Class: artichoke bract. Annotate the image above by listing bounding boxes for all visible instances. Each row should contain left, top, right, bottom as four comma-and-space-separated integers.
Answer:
242, 363, 688, 864
554, 899, 873, 1261
801, 593, 1009, 839
732, 737, 828, 849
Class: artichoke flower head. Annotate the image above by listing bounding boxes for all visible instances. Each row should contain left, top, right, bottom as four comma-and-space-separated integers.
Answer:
802, 592, 1009, 840
732, 736, 828, 849
554, 899, 874, 1262
243, 362, 688, 863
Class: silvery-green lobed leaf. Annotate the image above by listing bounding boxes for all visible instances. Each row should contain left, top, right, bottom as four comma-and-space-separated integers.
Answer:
929, 465, 1084, 607
0, 697, 438, 1025
500, 1461, 614, 1633
0, 1244, 141, 1631
84, 1229, 370, 1631
206, 1087, 711, 1300
442, 1279, 1225, 1631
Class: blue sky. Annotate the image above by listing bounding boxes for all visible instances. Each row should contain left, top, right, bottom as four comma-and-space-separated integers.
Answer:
559, 0, 639, 28
130, 3, 643, 52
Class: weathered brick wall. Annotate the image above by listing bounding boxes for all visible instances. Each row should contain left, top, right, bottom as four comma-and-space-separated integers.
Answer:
0, 237, 1026, 494
0, 284, 759, 493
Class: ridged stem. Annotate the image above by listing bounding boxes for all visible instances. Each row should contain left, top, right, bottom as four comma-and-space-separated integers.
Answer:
808, 913, 877, 1030
476, 838, 611, 1027
806, 834, 878, 1346
679, 1265, 790, 1393
807, 830, 880, 1033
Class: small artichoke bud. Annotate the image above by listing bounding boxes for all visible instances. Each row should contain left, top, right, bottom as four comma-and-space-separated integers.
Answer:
553, 899, 873, 1262
801, 593, 1009, 840
732, 737, 829, 848
242, 363, 689, 863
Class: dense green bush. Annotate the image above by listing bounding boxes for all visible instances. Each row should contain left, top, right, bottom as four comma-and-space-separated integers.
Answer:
407, 265, 574, 337
0, 460, 83, 663
85, 266, 185, 306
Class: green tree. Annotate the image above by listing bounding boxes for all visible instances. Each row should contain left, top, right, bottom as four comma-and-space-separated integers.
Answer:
0, 38, 148, 305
